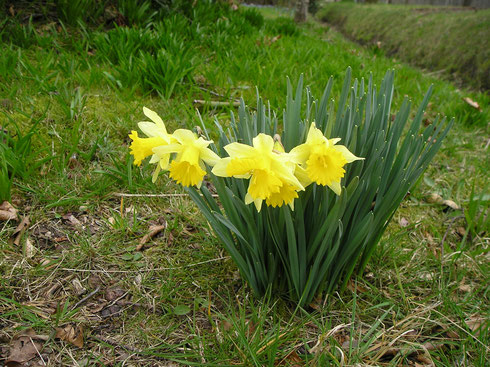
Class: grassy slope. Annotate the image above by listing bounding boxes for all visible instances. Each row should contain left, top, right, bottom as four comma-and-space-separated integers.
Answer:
0, 5, 488, 367
318, 2, 490, 91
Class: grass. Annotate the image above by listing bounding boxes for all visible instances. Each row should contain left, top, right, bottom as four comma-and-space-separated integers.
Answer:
0, 1, 488, 366
317, 2, 490, 91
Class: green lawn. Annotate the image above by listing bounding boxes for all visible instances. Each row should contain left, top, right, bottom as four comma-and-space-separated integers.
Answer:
0, 2, 488, 366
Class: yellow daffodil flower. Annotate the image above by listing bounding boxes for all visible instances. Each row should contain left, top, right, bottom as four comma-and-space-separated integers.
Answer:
129, 107, 175, 182
290, 122, 362, 194
152, 129, 219, 188
212, 134, 304, 211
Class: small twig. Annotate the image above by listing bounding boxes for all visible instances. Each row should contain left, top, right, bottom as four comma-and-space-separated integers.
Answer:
256, 332, 288, 354
29, 336, 47, 366
193, 99, 241, 107
59, 256, 230, 273
113, 192, 218, 198
198, 86, 240, 102
72, 286, 100, 310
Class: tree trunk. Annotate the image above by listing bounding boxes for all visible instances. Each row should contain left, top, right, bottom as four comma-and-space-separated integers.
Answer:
295, 0, 309, 23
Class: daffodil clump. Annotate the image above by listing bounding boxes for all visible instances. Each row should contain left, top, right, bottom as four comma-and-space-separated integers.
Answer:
129, 70, 451, 306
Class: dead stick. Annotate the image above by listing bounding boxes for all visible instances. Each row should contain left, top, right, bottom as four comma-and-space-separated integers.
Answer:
72, 286, 100, 310
113, 192, 218, 198
198, 86, 239, 102
193, 99, 241, 107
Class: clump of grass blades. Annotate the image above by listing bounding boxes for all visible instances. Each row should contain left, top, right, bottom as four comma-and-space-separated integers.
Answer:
0, 111, 54, 202
0, 149, 12, 202
117, 0, 155, 27
188, 68, 452, 307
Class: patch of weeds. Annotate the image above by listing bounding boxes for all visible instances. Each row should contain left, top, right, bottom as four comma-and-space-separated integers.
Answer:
464, 183, 489, 239
55, 85, 87, 122
265, 16, 300, 37
117, 0, 155, 27
0, 149, 12, 201
55, 0, 101, 26
0, 17, 38, 48
17, 49, 58, 93
0, 111, 52, 200
0, 45, 20, 84
95, 152, 157, 192
241, 6, 265, 29
138, 46, 197, 99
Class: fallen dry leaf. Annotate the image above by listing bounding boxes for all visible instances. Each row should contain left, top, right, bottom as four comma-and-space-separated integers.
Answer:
422, 342, 444, 351
105, 287, 125, 302
6, 329, 47, 366
0, 201, 18, 221
426, 193, 443, 204
342, 339, 359, 350
276, 349, 304, 366
136, 223, 166, 250
24, 237, 36, 258
399, 217, 409, 227
442, 199, 460, 210
347, 279, 368, 293
465, 315, 486, 336
463, 97, 482, 111
63, 213, 82, 227
55, 324, 83, 348
68, 153, 80, 168
72, 278, 86, 296
456, 226, 466, 237
458, 278, 472, 292
9, 216, 30, 246
414, 353, 434, 366
221, 320, 232, 331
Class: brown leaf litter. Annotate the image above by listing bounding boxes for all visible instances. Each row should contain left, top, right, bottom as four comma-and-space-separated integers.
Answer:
0, 201, 18, 221
136, 222, 167, 251
55, 324, 84, 348
463, 97, 482, 111
5, 329, 48, 367
8, 216, 30, 247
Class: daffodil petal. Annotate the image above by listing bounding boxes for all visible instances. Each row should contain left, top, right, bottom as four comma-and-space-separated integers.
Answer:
212, 158, 231, 176
333, 145, 363, 163
328, 180, 342, 195
252, 133, 274, 153
224, 142, 256, 157
143, 107, 165, 128
254, 198, 263, 212
153, 143, 182, 156
200, 148, 220, 166
227, 157, 261, 176
138, 121, 170, 140
172, 129, 198, 145
152, 164, 161, 183
244, 192, 254, 205
306, 122, 328, 145
289, 144, 311, 164
294, 165, 313, 188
